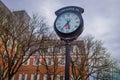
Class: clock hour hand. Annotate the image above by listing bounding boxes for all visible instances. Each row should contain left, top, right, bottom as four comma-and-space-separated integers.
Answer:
65, 24, 70, 30
61, 19, 71, 30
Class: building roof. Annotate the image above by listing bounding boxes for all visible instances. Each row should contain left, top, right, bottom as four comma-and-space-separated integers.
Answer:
13, 10, 31, 21
0, 0, 12, 15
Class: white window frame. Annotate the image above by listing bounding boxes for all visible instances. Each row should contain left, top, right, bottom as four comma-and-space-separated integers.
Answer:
18, 74, 27, 80
47, 48, 51, 53
11, 76, 15, 80
33, 58, 41, 66
58, 57, 65, 66
14, 59, 17, 64
71, 57, 80, 66
31, 74, 40, 80
3, 50, 7, 58
72, 46, 77, 53
7, 40, 10, 47
57, 75, 65, 80
46, 58, 53, 66
47, 47, 54, 53
60, 48, 65, 54
44, 74, 53, 80
71, 75, 81, 80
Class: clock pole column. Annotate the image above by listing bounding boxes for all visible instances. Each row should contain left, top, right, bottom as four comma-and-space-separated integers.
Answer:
54, 6, 84, 80
65, 40, 71, 80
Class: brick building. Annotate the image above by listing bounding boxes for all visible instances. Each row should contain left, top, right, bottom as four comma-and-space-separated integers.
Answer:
0, 1, 88, 80
13, 40, 86, 80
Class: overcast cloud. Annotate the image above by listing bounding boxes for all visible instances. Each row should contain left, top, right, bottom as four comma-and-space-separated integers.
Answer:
2, 0, 120, 60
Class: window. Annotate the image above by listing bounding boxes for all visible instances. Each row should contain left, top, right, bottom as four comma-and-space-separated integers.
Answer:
11, 76, 14, 80
47, 48, 51, 53
70, 75, 80, 80
44, 74, 53, 80
22, 59, 30, 66
47, 47, 53, 53
7, 40, 12, 48
60, 76, 64, 80
54, 47, 60, 53
3, 50, 9, 61
60, 48, 65, 54
31, 74, 40, 80
33, 58, 41, 66
46, 58, 53, 66
2, 18, 8, 25
14, 46, 17, 52
72, 46, 77, 53
58, 57, 65, 66
48, 59, 51, 65
3, 50, 7, 58
14, 59, 17, 64
71, 57, 80, 66
57, 75, 65, 80
19, 74, 27, 80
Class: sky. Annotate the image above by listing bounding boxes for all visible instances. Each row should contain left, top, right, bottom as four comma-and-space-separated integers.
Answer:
2, 0, 120, 60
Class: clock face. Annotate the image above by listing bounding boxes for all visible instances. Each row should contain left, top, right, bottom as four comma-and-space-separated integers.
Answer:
55, 12, 81, 34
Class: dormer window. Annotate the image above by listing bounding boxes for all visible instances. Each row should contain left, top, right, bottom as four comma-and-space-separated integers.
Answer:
33, 58, 41, 66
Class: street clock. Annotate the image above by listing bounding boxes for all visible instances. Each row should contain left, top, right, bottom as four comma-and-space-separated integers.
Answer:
54, 6, 84, 41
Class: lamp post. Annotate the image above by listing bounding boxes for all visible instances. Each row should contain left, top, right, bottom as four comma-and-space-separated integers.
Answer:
65, 40, 71, 80
54, 6, 84, 80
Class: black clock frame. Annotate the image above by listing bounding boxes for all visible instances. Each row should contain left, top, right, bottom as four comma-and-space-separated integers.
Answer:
54, 6, 84, 41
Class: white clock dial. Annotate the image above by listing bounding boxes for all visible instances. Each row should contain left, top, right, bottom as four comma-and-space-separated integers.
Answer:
55, 12, 80, 33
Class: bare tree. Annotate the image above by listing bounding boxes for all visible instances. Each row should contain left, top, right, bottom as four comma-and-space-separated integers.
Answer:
70, 35, 114, 80
37, 38, 65, 80
95, 59, 120, 80
0, 8, 49, 80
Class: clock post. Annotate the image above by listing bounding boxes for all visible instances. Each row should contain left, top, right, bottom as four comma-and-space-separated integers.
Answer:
54, 6, 84, 80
